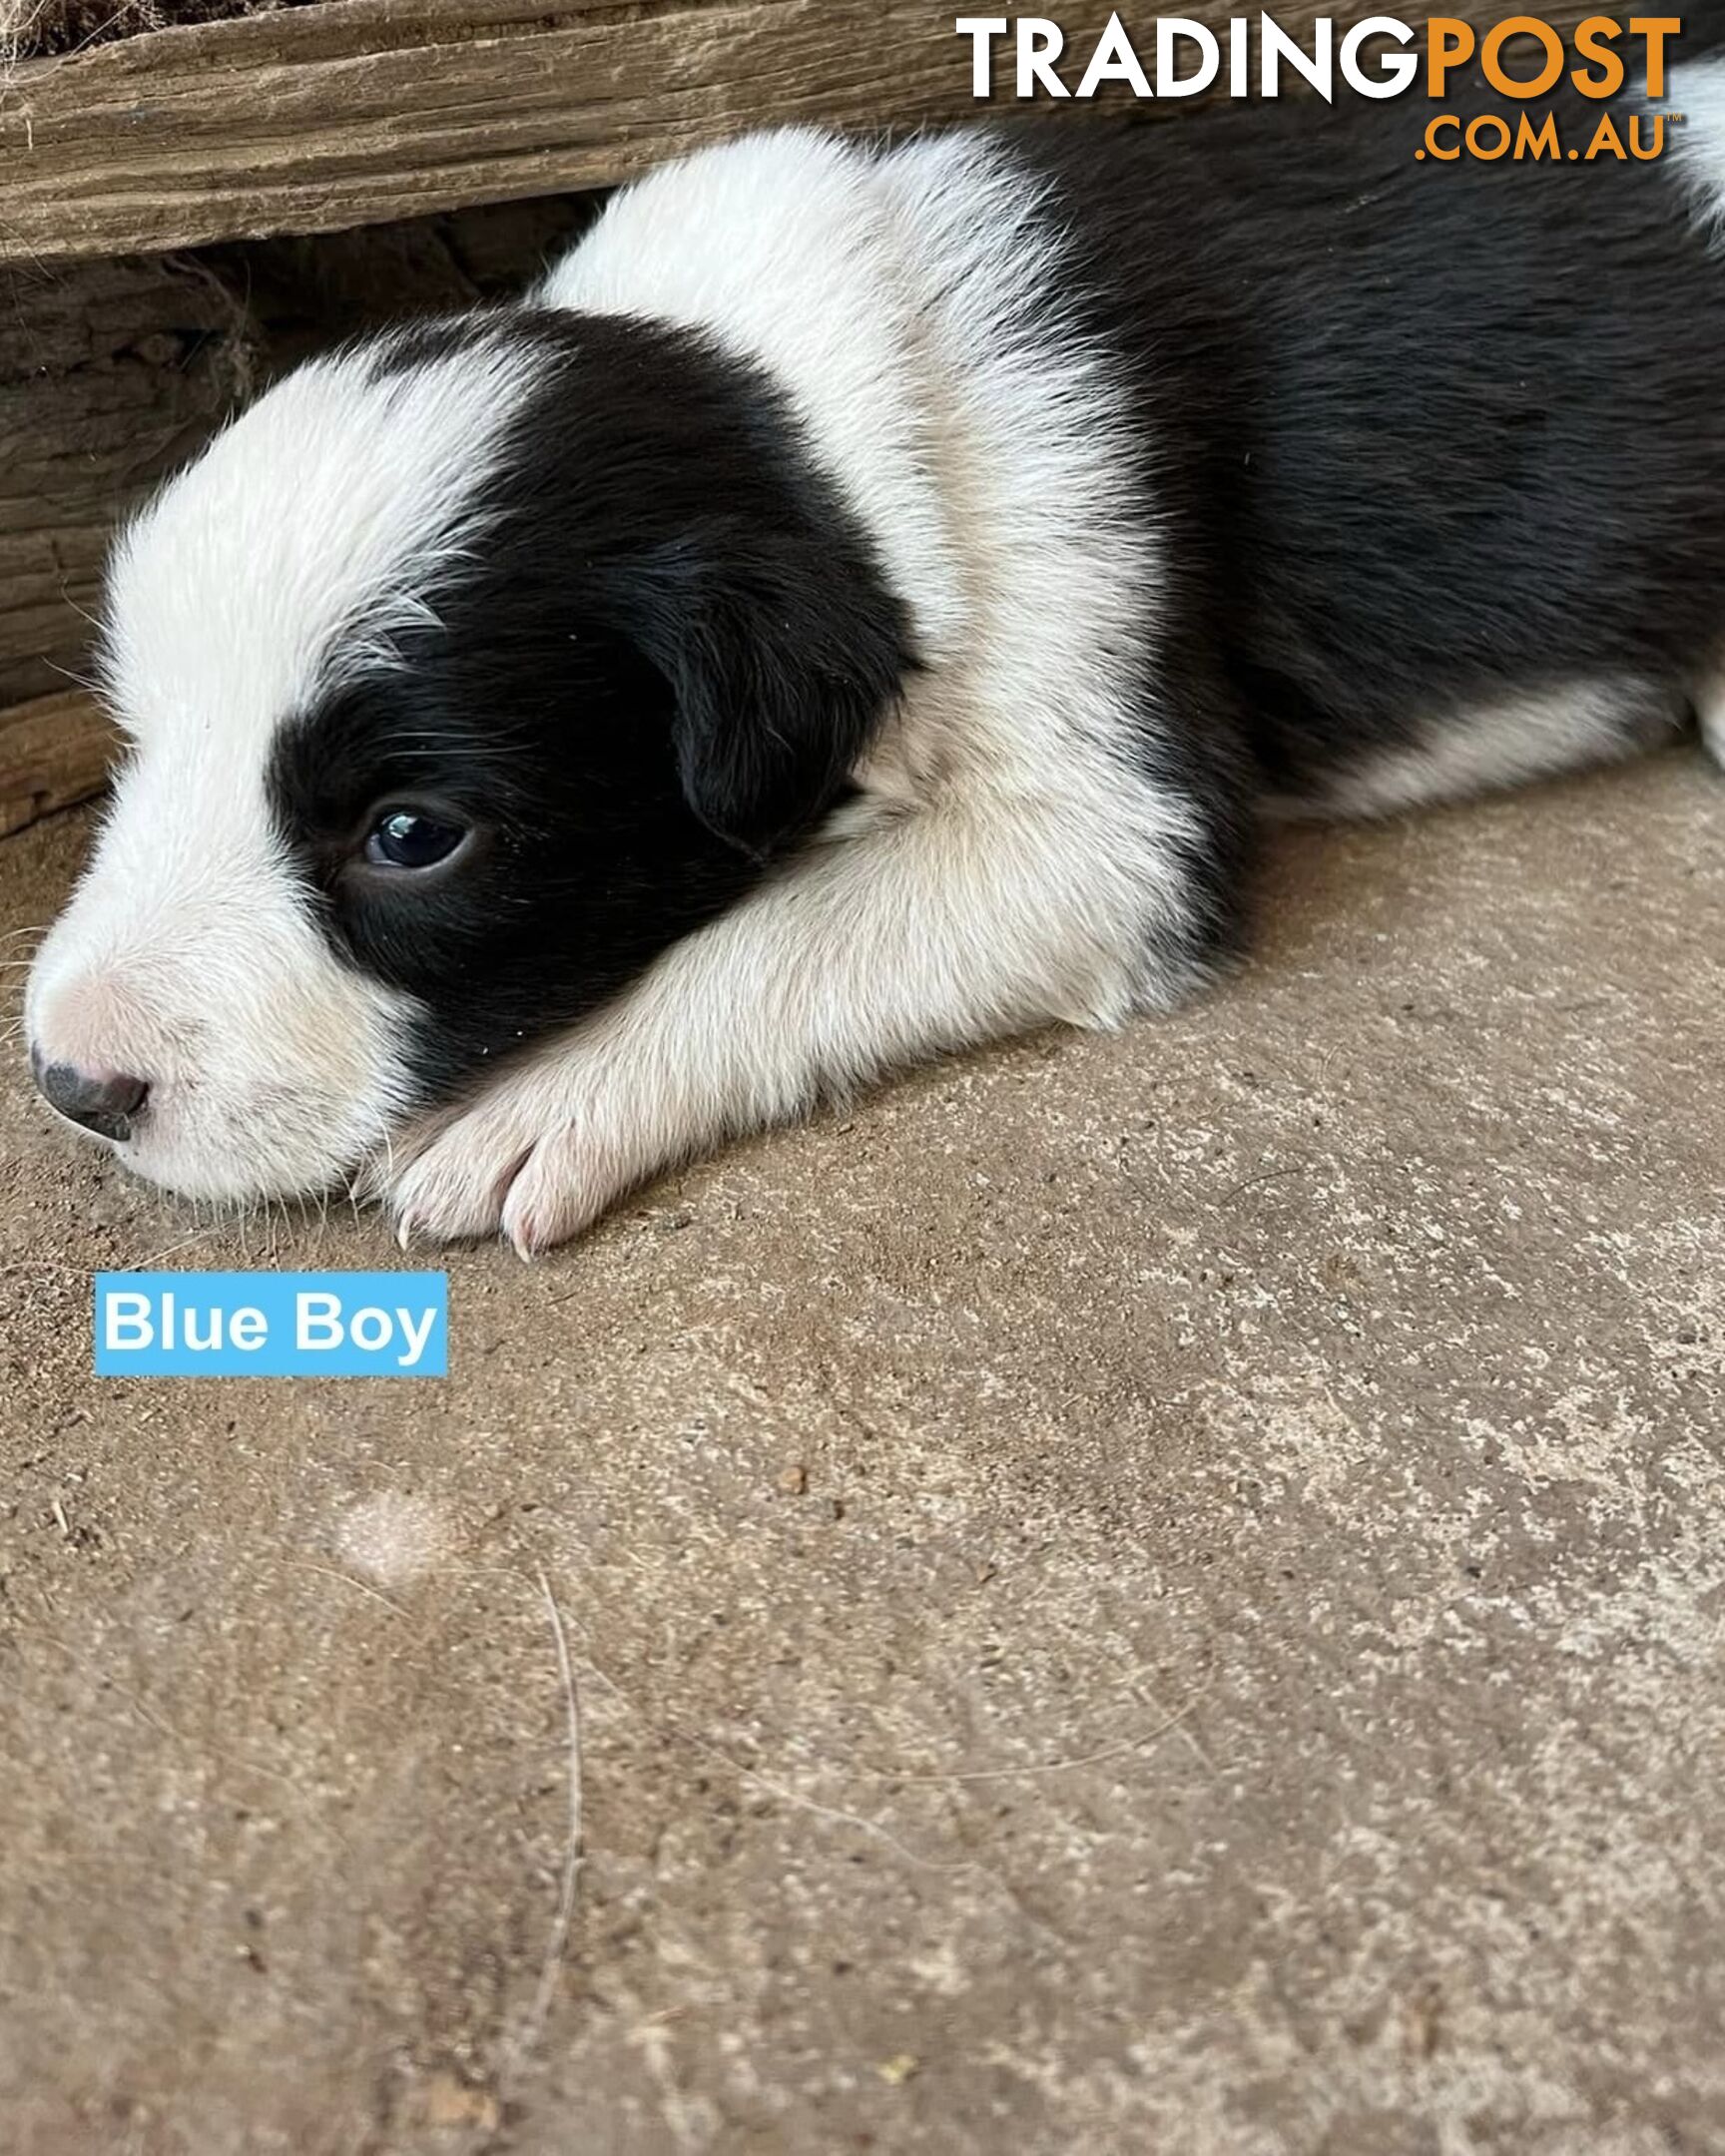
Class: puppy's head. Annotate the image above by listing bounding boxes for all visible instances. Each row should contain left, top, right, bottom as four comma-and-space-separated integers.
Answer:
25, 311, 908, 1201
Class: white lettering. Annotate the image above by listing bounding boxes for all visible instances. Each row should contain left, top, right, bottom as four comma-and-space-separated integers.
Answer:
104, 1293, 155, 1351
1340, 16, 1418, 97
1157, 18, 1220, 96
296, 1293, 345, 1351
394, 1307, 437, 1370
1077, 11, 1150, 97
954, 16, 1009, 98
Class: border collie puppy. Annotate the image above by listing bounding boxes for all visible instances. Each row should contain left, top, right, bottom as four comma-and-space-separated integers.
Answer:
25, 84, 1725, 1253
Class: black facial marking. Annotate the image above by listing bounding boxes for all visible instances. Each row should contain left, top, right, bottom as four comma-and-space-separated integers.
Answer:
268, 309, 910, 1108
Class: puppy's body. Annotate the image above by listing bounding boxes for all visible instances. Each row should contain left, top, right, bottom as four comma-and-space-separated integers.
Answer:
27, 83, 1725, 1245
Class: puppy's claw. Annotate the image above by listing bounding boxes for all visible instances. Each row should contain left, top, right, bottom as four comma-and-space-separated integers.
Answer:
497, 1126, 613, 1259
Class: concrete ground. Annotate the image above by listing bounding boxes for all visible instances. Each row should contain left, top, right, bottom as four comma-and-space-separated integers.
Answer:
1, 756, 1722, 2156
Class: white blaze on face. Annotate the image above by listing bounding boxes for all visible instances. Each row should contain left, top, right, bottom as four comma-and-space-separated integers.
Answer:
26, 329, 541, 1201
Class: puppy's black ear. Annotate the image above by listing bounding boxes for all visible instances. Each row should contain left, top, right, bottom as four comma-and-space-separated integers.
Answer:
599, 523, 909, 856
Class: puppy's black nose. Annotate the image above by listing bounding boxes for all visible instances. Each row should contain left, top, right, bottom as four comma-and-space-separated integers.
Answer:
34, 1058, 149, 1142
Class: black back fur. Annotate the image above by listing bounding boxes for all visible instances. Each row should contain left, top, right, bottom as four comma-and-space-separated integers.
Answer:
1019, 77, 1725, 792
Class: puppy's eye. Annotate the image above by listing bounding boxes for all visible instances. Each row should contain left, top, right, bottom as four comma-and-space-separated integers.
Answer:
363, 808, 469, 871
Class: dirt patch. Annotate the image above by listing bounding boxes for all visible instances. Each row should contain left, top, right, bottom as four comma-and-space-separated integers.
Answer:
3, 754, 1723, 2152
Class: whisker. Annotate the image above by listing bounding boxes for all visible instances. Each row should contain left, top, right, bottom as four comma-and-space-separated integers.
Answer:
44, 656, 105, 695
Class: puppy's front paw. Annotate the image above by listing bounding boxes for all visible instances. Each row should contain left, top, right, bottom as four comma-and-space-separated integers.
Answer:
381, 1079, 640, 1259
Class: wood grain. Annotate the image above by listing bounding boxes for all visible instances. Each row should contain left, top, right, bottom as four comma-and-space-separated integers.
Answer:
0, 690, 118, 836
0, 0, 1081, 261
0, 0, 1570, 264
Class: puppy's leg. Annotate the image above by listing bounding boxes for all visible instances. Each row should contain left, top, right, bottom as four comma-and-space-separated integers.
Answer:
1273, 676, 1690, 821
383, 784, 1225, 1255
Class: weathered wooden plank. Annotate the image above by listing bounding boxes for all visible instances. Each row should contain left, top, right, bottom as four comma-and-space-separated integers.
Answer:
0, 0, 1528, 264
0, 0, 1066, 260
0, 0, 1601, 266
0, 690, 118, 835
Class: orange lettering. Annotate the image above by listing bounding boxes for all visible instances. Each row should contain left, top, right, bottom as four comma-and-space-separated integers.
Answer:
1427, 18, 1476, 95
1570, 15, 1625, 97
1481, 16, 1566, 98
